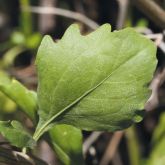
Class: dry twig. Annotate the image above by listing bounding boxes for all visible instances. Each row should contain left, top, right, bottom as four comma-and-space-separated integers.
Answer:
83, 132, 102, 155
38, 0, 57, 33
0, 146, 48, 165
111, 151, 123, 165
146, 33, 163, 46
116, 0, 129, 29
22, 6, 99, 30
99, 131, 124, 165
132, 0, 165, 29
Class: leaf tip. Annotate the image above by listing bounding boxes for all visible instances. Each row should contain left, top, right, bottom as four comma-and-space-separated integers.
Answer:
62, 24, 81, 40
66, 24, 80, 33
41, 35, 53, 46
100, 23, 111, 30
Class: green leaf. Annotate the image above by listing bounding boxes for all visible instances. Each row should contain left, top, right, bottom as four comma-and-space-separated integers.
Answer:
0, 91, 17, 113
49, 124, 84, 165
0, 73, 37, 122
34, 24, 157, 140
0, 120, 35, 148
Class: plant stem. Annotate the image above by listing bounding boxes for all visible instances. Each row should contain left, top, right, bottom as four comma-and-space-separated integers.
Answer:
125, 126, 141, 165
19, 0, 33, 36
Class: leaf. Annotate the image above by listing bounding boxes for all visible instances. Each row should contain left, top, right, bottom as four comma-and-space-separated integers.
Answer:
34, 24, 157, 140
49, 124, 84, 165
0, 91, 17, 113
0, 72, 37, 122
0, 120, 35, 148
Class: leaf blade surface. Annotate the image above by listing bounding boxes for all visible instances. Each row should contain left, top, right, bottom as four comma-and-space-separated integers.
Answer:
35, 24, 157, 138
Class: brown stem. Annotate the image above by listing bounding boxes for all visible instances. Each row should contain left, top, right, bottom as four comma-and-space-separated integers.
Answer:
132, 0, 165, 29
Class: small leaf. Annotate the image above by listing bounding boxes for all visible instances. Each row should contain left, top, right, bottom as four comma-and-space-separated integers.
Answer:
0, 73, 37, 122
49, 124, 84, 165
0, 120, 35, 148
34, 24, 157, 140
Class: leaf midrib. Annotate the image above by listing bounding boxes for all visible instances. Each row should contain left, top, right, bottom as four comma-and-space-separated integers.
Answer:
34, 46, 148, 140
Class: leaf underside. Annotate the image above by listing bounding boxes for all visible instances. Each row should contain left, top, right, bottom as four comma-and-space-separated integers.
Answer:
35, 24, 157, 139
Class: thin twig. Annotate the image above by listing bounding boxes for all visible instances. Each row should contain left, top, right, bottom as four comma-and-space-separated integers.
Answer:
22, 6, 99, 30
116, 0, 129, 29
159, 42, 165, 53
112, 151, 123, 165
13, 151, 35, 165
83, 132, 102, 155
132, 0, 165, 29
145, 33, 163, 46
136, 28, 165, 52
38, 0, 57, 33
135, 27, 153, 35
99, 131, 124, 165
146, 67, 165, 111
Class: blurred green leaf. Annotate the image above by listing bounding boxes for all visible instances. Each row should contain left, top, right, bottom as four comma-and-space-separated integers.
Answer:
11, 31, 26, 45
0, 120, 35, 148
136, 19, 148, 28
49, 124, 84, 165
26, 33, 42, 49
0, 73, 37, 122
1, 46, 26, 68
0, 91, 16, 113
34, 24, 157, 140
152, 113, 165, 145
148, 136, 165, 165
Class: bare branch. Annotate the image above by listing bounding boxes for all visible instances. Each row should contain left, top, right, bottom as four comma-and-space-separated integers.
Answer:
99, 131, 124, 165
38, 0, 57, 33
83, 132, 102, 155
145, 33, 163, 46
132, 0, 165, 29
112, 151, 123, 165
22, 6, 99, 30
116, 0, 129, 29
